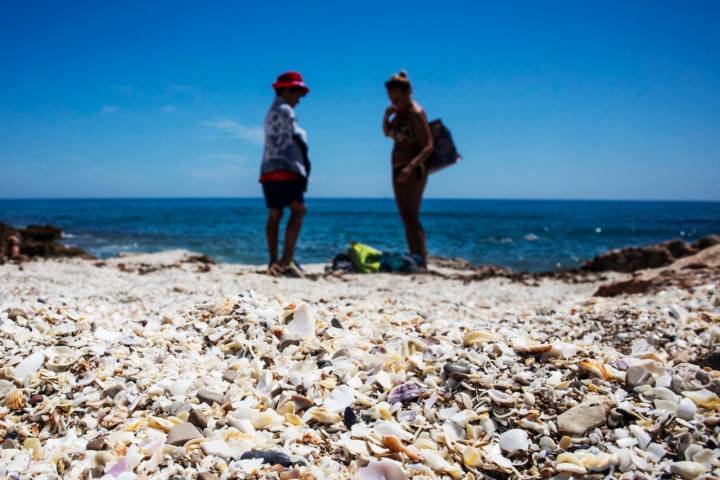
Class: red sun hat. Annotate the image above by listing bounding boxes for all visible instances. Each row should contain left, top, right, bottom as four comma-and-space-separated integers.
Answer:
272, 71, 310, 93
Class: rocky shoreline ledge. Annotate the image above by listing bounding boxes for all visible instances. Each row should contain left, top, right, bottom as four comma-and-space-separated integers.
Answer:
1, 227, 719, 479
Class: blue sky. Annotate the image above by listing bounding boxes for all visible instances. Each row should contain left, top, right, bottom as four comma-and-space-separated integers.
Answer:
1, 0, 719, 200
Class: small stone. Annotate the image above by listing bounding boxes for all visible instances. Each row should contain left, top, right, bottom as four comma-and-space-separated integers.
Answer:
676, 432, 694, 458
443, 362, 471, 379
103, 384, 124, 399
198, 474, 218, 480
387, 382, 424, 403
167, 422, 203, 446
7, 308, 26, 321
222, 370, 239, 383
331, 317, 343, 328
91, 466, 105, 478
86, 437, 108, 451
626, 365, 653, 388
29, 394, 43, 406
343, 406, 358, 429
240, 450, 293, 467
670, 461, 707, 479
607, 408, 625, 428
677, 398, 698, 421
189, 409, 208, 430
558, 436, 573, 450
704, 352, 720, 371
539, 436, 556, 451
2, 438, 19, 449
557, 396, 613, 436
197, 389, 224, 406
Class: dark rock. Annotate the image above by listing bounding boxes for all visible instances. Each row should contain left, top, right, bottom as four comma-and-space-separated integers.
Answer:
167, 422, 203, 446
594, 278, 652, 297
86, 436, 108, 451
197, 389, 224, 406
343, 407, 358, 429
103, 384, 124, 399
582, 239, 698, 273
91, 466, 106, 479
331, 317, 343, 329
6, 308, 26, 321
2, 438, 19, 449
29, 394, 44, 406
607, 409, 625, 428
189, 409, 208, 430
704, 351, 720, 371
240, 450, 294, 467
693, 234, 720, 250
0, 222, 93, 262
443, 362, 472, 380
316, 359, 331, 369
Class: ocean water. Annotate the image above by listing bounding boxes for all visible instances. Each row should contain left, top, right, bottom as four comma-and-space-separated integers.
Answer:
1, 198, 719, 272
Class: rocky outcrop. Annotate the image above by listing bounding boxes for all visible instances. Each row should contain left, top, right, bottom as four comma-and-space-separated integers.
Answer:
0, 222, 93, 263
580, 238, 710, 273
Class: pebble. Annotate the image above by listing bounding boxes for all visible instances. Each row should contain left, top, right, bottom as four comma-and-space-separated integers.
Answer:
557, 395, 612, 436
625, 365, 653, 388
197, 389, 224, 406
167, 422, 203, 446
240, 450, 293, 467
189, 409, 208, 430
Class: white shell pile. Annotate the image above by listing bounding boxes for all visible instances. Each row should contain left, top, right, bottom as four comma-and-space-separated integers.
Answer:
0, 256, 719, 479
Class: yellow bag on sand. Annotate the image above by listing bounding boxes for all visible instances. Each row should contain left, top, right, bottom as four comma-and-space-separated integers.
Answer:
349, 242, 383, 273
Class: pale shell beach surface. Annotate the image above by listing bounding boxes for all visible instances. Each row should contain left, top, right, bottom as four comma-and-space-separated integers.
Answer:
1, 243, 720, 479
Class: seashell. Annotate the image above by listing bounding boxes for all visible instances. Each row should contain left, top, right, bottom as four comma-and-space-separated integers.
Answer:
420, 448, 464, 479
483, 443, 513, 470
12, 352, 45, 382
462, 446, 482, 467
383, 435, 420, 461
629, 425, 651, 449
339, 437, 369, 456
579, 359, 611, 380
556, 452, 586, 474
463, 330, 500, 347
670, 461, 707, 479
252, 409, 284, 429
499, 428, 528, 454
691, 448, 716, 469
282, 303, 315, 341
5, 389, 26, 409
511, 337, 552, 354
324, 385, 356, 412
357, 459, 409, 480
44, 346, 78, 372
677, 397, 698, 420
285, 413, 302, 426
147, 416, 174, 432
388, 382, 423, 403
683, 389, 720, 409
488, 389, 515, 405
579, 452, 618, 472
201, 439, 235, 459
305, 407, 341, 424
376, 420, 414, 441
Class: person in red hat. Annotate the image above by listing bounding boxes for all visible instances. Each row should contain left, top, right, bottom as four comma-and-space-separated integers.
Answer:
260, 71, 311, 277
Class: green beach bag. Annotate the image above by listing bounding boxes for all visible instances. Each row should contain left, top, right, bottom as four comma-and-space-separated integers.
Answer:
349, 242, 383, 273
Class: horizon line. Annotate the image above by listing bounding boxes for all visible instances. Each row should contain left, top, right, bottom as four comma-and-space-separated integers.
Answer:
1, 196, 720, 203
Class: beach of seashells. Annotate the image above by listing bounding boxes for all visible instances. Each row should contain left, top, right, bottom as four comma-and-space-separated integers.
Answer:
1, 250, 719, 479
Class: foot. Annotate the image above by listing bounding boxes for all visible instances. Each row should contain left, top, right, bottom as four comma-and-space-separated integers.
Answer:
267, 263, 284, 276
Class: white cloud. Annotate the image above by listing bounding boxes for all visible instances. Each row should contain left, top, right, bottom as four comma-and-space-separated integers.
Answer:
101, 105, 118, 114
162, 105, 176, 113
202, 118, 264, 145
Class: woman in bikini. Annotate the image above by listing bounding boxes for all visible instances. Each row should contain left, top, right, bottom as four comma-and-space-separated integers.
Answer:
383, 70, 434, 269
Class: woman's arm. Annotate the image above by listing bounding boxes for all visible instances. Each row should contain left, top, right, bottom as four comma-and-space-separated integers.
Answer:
382, 106, 396, 137
408, 108, 434, 167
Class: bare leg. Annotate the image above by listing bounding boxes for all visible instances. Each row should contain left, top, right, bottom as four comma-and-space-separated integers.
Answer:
280, 201, 306, 266
393, 172, 428, 266
266, 208, 283, 268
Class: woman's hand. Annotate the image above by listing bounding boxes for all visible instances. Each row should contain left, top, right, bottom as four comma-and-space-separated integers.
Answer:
396, 164, 414, 183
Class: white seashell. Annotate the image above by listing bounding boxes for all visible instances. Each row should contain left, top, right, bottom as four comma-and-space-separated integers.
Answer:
677, 397, 698, 420
420, 448, 464, 479
375, 420, 414, 441
647, 442, 667, 462
629, 425, 651, 450
12, 352, 45, 382
338, 436, 369, 456
375, 370, 392, 390
556, 463, 587, 474
670, 461, 707, 479
654, 399, 678, 414
488, 389, 514, 405
691, 448, 716, 469
357, 459, 408, 480
252, 409, 284, 429
483, 444, 513, 470
323, 385, 356, 413
684, 444, 703, 462
579, 452, 618, 472
166, 379, 192, 397
283, 303, 315, 341
201, 440, 235, 459
499, 429, 528, 454
683, 389, 719, 408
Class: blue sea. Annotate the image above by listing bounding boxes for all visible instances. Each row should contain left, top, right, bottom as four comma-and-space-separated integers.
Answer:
1, 198, 719, 272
